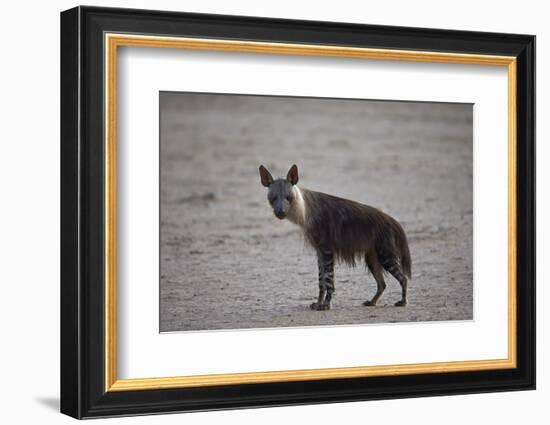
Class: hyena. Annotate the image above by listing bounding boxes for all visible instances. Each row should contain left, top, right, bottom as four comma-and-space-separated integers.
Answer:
259, 164, 411, 311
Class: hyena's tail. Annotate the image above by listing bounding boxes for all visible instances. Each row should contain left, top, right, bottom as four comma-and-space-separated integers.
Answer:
394, 221, 412, 279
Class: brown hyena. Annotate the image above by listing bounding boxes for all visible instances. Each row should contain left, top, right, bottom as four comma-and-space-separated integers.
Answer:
259, 164, 411, 311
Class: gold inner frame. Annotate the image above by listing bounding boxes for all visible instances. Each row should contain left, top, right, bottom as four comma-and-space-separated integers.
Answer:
104, 33, 517, 392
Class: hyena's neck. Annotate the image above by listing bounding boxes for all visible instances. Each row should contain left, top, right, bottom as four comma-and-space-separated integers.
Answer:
286, 186, 307, 227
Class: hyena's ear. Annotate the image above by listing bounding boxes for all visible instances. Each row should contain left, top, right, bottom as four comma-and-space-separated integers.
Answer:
259, 165, 274, 187
286, 164, 299, 185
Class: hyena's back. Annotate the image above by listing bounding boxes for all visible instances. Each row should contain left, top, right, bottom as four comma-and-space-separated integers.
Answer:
301, 189, 411, 277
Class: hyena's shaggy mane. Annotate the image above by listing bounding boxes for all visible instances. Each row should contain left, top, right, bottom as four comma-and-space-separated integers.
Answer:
300, 188, 411, 277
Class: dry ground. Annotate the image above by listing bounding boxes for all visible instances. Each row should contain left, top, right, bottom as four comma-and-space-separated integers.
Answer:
159, 93, 473, 332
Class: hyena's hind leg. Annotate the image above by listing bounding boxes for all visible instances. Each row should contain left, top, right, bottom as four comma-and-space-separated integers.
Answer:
382, 258, 408, 306
310, 247, 334, 311
363, 251, 386, 306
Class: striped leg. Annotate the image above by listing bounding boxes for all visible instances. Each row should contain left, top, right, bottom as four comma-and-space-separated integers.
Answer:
310, 247, 334, 311
383, 260, 408, 306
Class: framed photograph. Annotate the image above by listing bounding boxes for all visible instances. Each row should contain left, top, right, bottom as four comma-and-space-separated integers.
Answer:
60, 6, 535, 419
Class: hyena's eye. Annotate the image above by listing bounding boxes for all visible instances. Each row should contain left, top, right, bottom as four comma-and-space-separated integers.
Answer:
286, 196, 292, 202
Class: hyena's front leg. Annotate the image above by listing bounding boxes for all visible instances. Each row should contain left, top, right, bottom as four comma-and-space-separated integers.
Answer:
310, 247, 334, 311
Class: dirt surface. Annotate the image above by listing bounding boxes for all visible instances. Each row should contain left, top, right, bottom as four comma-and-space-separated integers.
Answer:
159, 92, 473, 332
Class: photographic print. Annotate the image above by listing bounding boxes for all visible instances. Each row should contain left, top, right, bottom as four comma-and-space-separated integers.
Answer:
61, 8, 535, 417
160, 92, 473, 332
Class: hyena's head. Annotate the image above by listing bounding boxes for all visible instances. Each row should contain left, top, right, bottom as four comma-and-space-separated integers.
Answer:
259, 164, 299, 220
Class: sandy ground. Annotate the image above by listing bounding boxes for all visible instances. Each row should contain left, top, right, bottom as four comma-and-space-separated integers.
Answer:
159, 93, 473, 332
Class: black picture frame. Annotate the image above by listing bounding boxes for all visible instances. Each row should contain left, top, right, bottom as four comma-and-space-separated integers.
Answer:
60, 5, 535, 419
